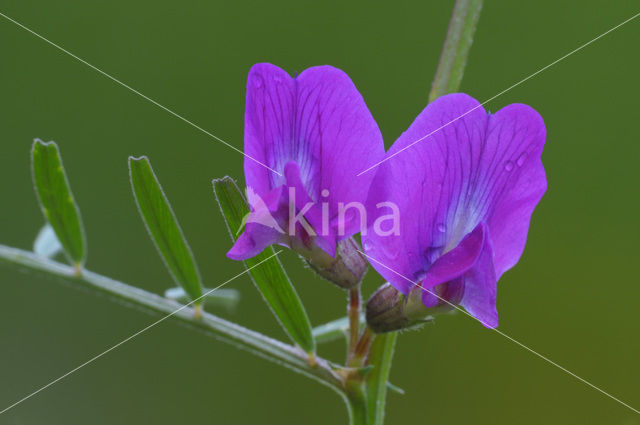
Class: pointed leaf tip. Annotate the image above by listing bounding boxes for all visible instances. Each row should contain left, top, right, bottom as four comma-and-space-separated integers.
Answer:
213, 176, 315, 353
31, 139, 86, 267
129, 156, 203, 304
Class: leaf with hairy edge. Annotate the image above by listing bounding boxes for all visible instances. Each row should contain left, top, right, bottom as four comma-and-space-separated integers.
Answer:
129, 156, 203, 308
366, 332, 398, 425
213, 176, 315, 354
31, 140, 86, 272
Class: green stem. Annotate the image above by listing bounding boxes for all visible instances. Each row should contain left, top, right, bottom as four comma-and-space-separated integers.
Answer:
428, 0, 484, 102
0, 243, 343, 392
345, 383, 368, 425
365, 332, 398, 425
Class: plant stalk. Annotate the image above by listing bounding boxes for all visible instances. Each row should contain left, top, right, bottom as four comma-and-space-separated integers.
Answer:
0, 244, 343, 392
352, 326, 375, 366
428, 0, 484, 102
345, 382, 368, 425
365, 332, 398, 425
346, 286, 361, 363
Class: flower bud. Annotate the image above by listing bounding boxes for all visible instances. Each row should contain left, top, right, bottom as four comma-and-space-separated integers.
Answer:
365, 283, 434, 333
300, 237, 367, 290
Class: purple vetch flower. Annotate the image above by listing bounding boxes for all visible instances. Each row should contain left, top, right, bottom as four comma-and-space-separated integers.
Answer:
363, 93, 546, 328
227, 63, 385, 263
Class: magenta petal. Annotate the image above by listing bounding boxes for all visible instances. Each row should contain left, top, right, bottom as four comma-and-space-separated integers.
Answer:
365, 93, 546, 307
244, 63, 384, 241
483, 104, 547, 277
244, 63, 295, 195
283, 162, 314, 210
312, 232, 337, 258
420, 226, 498, 325
295, 66, 385, 237
364, 94, 486, 293
284, 161, 337, 257
420, 223, 486, 307
422, 222, 485, 289
248, 184, 283, 213
226, 222, 285, 260
460, 230, 498, 328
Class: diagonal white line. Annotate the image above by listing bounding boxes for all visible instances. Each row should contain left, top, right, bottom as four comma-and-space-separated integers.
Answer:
358, 249, 640, 415
358, 11, 640, 176
0, 11, 282, 177
0, 250, 282, 415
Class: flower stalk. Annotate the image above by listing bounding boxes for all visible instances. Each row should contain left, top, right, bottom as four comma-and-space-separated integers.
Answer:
347, 286, 361, 363
428, 0, 484, 102
349, 326, 375, 368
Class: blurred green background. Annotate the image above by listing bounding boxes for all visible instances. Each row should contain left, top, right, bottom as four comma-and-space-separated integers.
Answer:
1, 1, 639, 424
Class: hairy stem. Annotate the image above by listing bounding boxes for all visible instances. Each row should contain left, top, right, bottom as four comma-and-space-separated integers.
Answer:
429, 0, 484, 102
345, 383, 368, 425
349, 326, 375, 368
347, 287, 361, 363
0, 244, 343, 392
365, 332, 398, 425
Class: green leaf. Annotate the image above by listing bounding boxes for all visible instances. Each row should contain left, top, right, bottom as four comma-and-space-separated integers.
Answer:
365, 332, 398, 425
386, 381, 405, 395
129, 156, 203, 305
164, 286, 240, 311
213, 176, 315, 354
31, 140, 86, 270
312, 313, 365, 344
33, 223, 63, 259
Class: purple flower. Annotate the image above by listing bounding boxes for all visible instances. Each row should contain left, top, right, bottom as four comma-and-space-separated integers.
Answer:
363, 93, 547, 328
227, 63, 384, 261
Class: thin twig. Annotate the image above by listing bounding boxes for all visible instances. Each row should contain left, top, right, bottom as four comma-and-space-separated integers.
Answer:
0, 244, 343, 392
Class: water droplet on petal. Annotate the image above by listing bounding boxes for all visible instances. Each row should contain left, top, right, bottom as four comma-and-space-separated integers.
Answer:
504, 161, 514, 172
516, 152, 528, 167
437, 223, 446, 233
363, 241, 372, 251
252, 77, 263, 88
